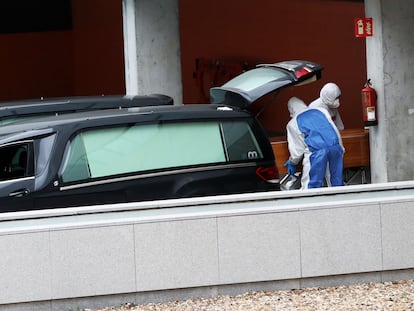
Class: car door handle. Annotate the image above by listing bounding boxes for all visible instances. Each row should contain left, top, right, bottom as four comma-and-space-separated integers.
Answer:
9, 188, 30, 198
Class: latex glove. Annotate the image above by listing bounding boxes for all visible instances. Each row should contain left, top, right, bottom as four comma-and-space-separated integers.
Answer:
283, 160, 296, 176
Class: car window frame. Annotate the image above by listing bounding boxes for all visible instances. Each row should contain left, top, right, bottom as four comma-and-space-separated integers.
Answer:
58, 118, 267, 185
0, 140, 35, 182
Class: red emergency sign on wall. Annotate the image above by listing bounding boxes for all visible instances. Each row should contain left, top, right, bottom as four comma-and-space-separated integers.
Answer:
355, 18, 373, 37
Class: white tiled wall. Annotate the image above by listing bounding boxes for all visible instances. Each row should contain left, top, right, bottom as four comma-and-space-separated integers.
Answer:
1, 184, 414, 307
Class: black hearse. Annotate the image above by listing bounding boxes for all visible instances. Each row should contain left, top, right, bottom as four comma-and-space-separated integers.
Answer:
0, 104, 279, 211
0, 60, 323, 211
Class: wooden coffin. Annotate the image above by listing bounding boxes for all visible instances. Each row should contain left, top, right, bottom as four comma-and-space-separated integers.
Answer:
270, 129, 370, 175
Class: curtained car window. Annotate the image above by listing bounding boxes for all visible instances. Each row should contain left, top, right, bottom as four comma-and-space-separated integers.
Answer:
61, 119, 264, 183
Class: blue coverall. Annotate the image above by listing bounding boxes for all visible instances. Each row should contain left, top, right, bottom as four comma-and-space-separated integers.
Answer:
286, 97, 345, 189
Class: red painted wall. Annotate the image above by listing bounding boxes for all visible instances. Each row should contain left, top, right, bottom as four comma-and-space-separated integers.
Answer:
71, 0, 125, 95
0, 31, 74, 101
0, 0, 125, 102
0, 0, 366, 133
179, 0, 367, 132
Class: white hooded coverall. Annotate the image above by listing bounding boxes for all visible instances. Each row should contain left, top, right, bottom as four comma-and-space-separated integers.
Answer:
309, 82, 344, 130
309, 82, 344, 186
286, 97, 345, 189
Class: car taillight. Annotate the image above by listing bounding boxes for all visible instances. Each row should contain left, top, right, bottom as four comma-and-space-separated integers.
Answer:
294, 67, 312, 79
256, 165, 279, 183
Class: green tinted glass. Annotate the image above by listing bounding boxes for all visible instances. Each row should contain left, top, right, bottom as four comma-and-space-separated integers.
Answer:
61, 120, 264, 182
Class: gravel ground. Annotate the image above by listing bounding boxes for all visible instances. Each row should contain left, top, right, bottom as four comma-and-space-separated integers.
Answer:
87, 280, 414, 311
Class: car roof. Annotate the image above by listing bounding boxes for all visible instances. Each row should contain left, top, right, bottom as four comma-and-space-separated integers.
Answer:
0, 104, 250, 143
0, 94, 173, 118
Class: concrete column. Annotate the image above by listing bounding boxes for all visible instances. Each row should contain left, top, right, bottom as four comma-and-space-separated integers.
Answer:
365, 0, 414, 183
122, 0, 183, 104
123, 0, 139, 95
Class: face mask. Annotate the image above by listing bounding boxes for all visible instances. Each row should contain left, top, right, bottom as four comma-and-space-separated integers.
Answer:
329, 98, 340, 109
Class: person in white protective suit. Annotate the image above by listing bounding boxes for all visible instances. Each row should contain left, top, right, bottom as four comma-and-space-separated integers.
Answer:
283, 97, 345, 189
309, 82, 344, 130
309, 82, 344, 186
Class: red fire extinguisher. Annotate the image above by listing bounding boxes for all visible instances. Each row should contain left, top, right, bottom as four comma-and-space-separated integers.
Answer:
361, 79, 378, 126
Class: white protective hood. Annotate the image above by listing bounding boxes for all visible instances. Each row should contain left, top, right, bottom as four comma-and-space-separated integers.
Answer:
309, 82, 344, 130
288, 97, 307, 118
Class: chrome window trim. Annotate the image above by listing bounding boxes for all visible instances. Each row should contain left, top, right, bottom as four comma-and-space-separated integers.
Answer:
0, 176, 35, 185
59, 162, 257, 191
0, 139, 34, 147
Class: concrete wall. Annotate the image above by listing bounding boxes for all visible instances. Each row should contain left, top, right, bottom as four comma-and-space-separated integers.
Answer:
123, 0, 183, 104
1, 181, 414, 310
365, 0, 414, 183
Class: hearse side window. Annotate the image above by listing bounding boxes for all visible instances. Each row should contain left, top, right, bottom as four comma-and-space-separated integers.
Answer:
0, 143, 32, 181
220, 121, 263, 161
61, 122, 226, 182
60, 133, 91, 182
60, 120, 265, 183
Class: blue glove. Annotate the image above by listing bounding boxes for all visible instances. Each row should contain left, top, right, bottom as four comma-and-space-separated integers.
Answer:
283, 160, 296, 176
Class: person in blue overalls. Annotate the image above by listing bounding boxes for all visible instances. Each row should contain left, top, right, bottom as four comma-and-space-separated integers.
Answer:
284, 97, 345, 189
309, 82, 344, 186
